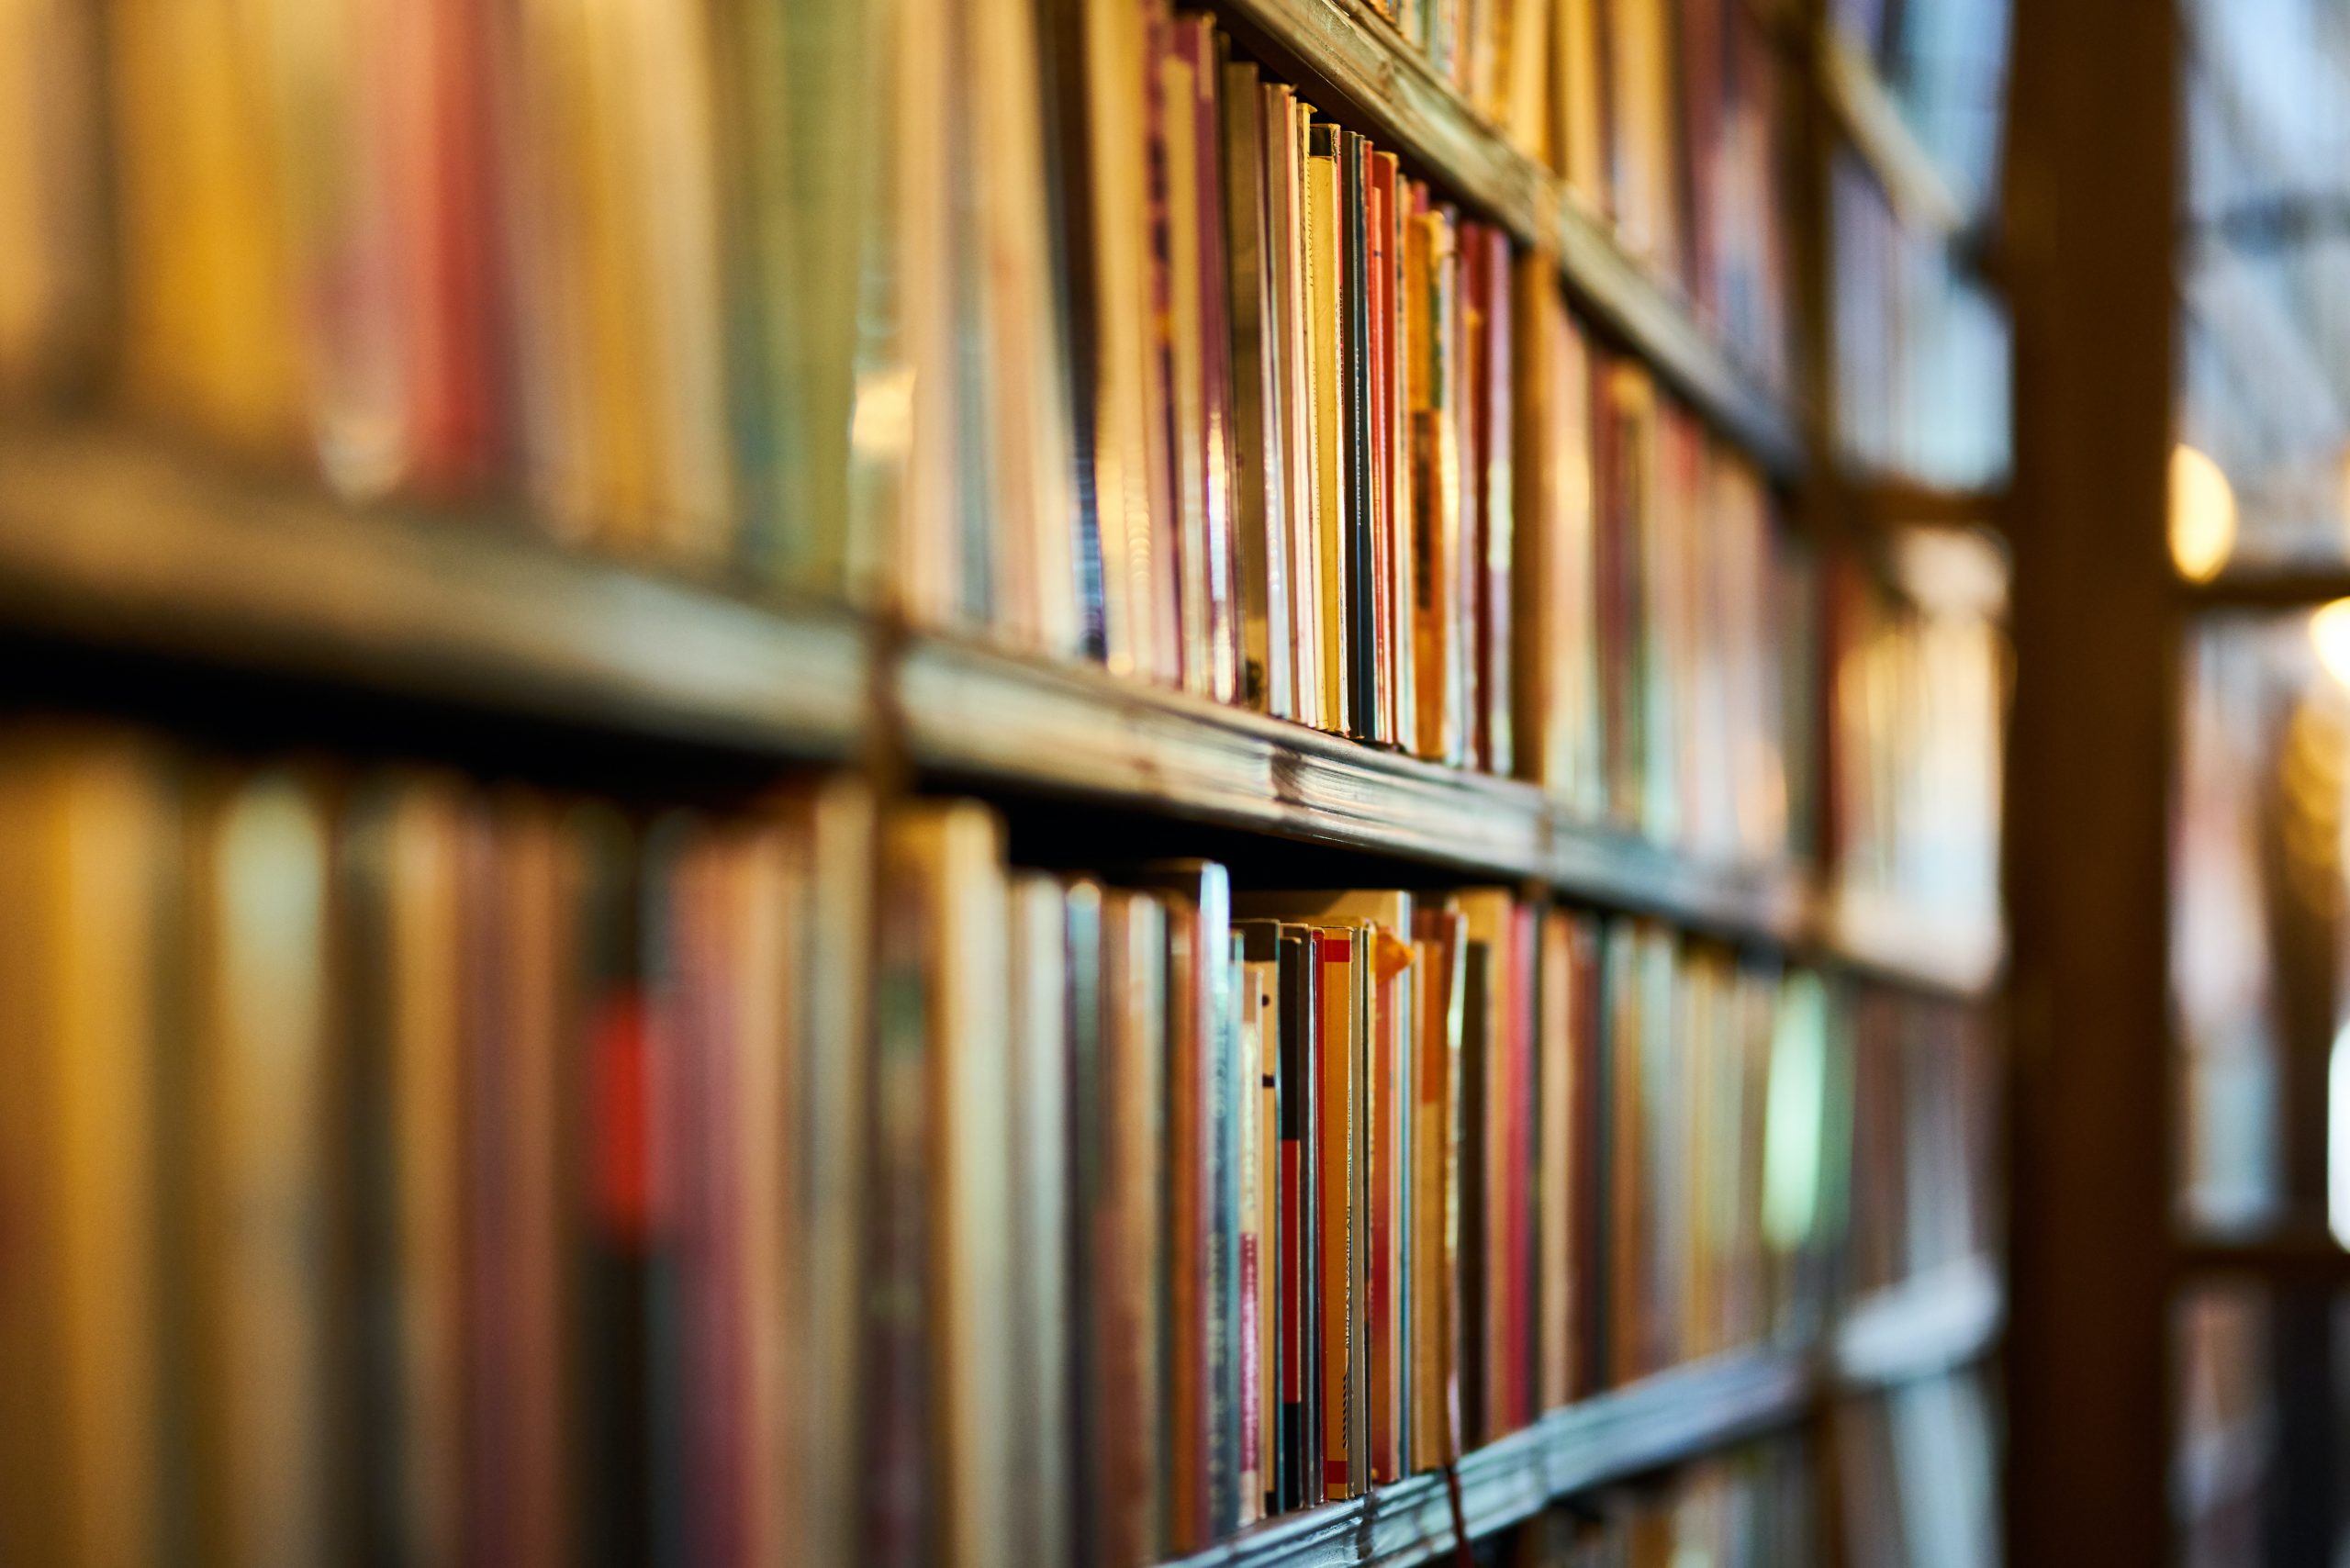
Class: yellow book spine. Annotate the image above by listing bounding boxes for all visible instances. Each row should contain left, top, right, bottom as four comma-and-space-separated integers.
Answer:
1304, 140, 1349, 736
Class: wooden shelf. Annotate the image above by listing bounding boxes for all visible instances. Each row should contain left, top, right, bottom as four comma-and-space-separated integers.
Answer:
902, 631, 1814, 946
1212, 0, 1803, 476
0, 425, 2002, 995
1846, 477, 2009, 533
1158, 1348, 1814, 1568
1158, 1264, 2005, 1568
901, 632, 1554, 879
2177, 1230, 2350, 1285
0, 422, 870, 756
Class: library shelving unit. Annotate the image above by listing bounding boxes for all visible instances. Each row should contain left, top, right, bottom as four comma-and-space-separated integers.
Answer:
0, 0, 2007, 1562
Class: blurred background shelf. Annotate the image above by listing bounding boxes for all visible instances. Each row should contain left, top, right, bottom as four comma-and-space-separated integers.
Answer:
0, 422, 872, 757
900, 630, 1556, 878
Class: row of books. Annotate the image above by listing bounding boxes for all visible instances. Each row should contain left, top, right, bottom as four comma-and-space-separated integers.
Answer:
0, 0, 1813, 868
1506, 1438, 1818, 1568
879, 806, 1835, 1554
1829, 544, 2004, 937
1842, 988, 1994, 1299
0, 728, 883, 1568
1564, 353, 1810, 863
1372, 0, 1794, 394
0, 721, 1856, 1568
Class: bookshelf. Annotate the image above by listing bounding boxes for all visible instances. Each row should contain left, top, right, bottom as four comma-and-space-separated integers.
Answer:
0, 424, 2012, 997
0, 0, 2009, 1558
1154, 1264, 2005, 1568
0, 422, 870, 759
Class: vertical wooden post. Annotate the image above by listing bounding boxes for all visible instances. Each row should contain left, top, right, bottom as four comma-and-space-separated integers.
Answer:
2000, 0, 2179, 1561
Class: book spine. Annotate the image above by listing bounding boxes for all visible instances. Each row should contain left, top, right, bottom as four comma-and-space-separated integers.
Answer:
1341, 132, 1377, 742
1304, 123, 1348, 735
863, 831, 934, 1568
1314, 929, 1353, 1500
1456, 936, 1488, 1442
1276, 931, 1312, 1511
1065, 886, 1109, 1568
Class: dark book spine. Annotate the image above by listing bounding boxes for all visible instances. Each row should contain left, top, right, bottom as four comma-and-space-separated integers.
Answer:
1065, 891, 1106, 1565
639, 818, 691, 1568
1457, 939, 1490, 1446
1275, 933, 1308, 1512
575, 810, 652, 1568
1298, 929, 1327, 1508
864, 862, 934, 1568
335, 794, 401, 1568
1037, 0, 1108, 660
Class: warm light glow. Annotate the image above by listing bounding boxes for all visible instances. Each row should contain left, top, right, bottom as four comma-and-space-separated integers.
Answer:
2312, 599, 2350, 689
2169, 443, 2237, 583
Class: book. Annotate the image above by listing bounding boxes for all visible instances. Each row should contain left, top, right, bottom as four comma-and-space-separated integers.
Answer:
1304, 121, 1352, 736
1407, 204, 1466, 765
186, 768, 336, 1568
1064, 880, 1113, 1566
1136, 859, 1237, 1548
1223, 60, 1293, 718
1513, 258, 1605, 819
1267, 923, 1324, 1512
1101, 890, 1170, 1564
0, 731, 176, 1568
1237, 926, 1281, 1524
1410, 904, 1470, 1469
1008, 875, 1074, 1568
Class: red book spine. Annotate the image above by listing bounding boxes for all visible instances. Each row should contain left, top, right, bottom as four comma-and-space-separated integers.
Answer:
409, 0, 501, 492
